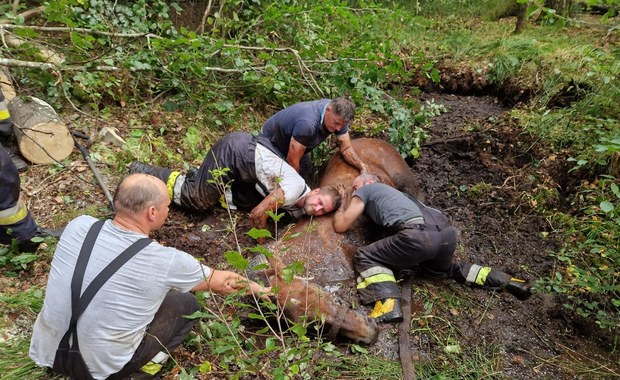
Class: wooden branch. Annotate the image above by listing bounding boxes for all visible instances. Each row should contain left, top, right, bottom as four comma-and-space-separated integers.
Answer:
1, 30, 65, 65
0, 57, 253, 74
0, 24, 162, 39
199, 0, 214, 35
0, 5, 44, 24
0, 57, 119, 71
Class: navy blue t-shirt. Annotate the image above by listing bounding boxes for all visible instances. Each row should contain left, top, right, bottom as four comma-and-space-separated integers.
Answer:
259, 99, 349, 157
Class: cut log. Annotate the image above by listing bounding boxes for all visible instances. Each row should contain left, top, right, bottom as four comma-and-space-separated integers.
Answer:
0, 67, 16, 100
7, 96, 73, 164
2, 33, 65, 65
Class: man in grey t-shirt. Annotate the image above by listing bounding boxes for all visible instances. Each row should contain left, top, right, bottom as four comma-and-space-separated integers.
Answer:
333, 174, 532, 324
30, 174, 270, 379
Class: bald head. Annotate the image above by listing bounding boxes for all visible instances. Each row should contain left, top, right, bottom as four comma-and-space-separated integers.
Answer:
113, 174, 169, 214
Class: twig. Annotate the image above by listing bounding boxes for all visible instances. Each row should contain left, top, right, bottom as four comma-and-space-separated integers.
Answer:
0, 5, 44, 24
0, 23, 162, 39
12, 0, 20, 14
0, 57, 119, 71
58, 71, 112, 127
199, 0, 214, 35
28, 167, 67, 196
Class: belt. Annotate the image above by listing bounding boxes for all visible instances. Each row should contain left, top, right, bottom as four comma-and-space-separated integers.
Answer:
400, 216, 425, 230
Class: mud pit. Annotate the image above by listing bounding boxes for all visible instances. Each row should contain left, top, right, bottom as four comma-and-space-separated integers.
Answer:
149, 93, 620, 379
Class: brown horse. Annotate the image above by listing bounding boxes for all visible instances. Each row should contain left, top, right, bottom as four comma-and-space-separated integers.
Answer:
270, 138, 422, 284
259, 138, 421, 344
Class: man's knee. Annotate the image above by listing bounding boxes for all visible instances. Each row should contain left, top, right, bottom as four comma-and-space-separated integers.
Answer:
161, 290, 199, 316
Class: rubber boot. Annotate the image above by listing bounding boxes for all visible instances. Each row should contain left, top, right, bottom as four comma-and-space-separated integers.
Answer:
128, 161, 173, 183
369, 298, 403, 323
11, 154, 28, 173
454, 263, 532, 301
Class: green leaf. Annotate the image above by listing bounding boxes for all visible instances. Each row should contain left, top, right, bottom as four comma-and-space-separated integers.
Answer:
248, 245, 272, 257
199, 361, 212, 373
224, 251, 248, 270
350, 344, 369, 354
599, 201, 614, 213
611, 183, 620, 199
247, 228, 272, 239
265, 337, 277, 349
290, 324, 307, 337
444, 344, 461, 354
248, 313, 266, 321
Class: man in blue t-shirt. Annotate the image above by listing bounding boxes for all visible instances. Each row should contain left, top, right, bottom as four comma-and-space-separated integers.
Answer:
333, 174, 532, 324
260, 97, 368, 181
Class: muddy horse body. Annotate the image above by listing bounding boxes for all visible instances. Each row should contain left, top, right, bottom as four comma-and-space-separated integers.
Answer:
260, 138, 421, 344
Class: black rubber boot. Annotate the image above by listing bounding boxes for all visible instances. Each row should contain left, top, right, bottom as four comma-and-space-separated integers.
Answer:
128, 161, 173, 183
11, 154, 28, 173
452, 263, 532, 301
35, 226, 65, 239
504, 278, 532, 301
369, 298, 403, 323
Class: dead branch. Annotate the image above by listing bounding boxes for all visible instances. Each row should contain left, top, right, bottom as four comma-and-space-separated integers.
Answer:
199, 0, 214, 35
0, 5, 44, 24
0, 23, 161, 39
0, 57, 119, 71
1, 29, 65, 65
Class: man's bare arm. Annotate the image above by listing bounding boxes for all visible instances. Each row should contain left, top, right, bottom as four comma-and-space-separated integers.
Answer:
333, 195, 365, 233
286, 138, 307, 173
192, 269, 271, 300
249, 188, 286, 229
337, 133, 368, 173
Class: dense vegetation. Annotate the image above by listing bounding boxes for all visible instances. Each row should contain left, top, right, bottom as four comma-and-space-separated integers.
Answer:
0, 0, 618, 378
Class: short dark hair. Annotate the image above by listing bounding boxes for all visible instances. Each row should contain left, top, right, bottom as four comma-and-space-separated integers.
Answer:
329, 97, 356, 123
319, 186, 342, 210
113, 174, 167, 213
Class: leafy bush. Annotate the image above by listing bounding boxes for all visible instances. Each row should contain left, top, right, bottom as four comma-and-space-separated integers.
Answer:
539, 176, 620, 332
0, 236, 42, 274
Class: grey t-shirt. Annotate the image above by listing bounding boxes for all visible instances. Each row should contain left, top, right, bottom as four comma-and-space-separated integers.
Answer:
29, 216, 212, 379
353, 183, 424, 229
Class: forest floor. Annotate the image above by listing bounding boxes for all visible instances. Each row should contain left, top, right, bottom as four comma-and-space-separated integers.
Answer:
4, 91, 619, 379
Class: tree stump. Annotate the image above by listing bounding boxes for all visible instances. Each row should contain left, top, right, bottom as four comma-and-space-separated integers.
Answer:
7, 96, 73, 164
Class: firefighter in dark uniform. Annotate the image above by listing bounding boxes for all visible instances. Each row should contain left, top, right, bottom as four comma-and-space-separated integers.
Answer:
333, 174, 532, 323
128, 131, 341, 229
0, 88, 40, 252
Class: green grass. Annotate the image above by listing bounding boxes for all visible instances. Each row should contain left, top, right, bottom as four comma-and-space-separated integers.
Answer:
0, 338, 50, 380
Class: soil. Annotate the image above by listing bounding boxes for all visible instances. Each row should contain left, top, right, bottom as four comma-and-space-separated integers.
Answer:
6, 91, 620, 379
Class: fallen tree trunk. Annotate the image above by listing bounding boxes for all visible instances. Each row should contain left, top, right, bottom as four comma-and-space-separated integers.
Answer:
1, 32, 65, 66
7, 96, 73, 164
